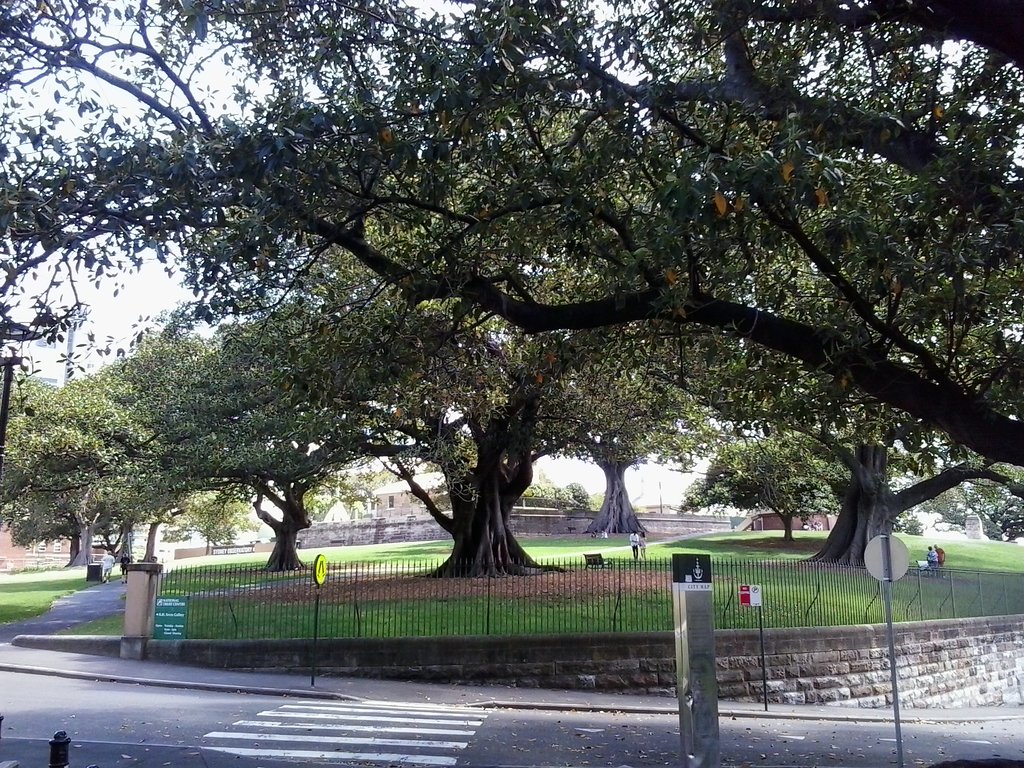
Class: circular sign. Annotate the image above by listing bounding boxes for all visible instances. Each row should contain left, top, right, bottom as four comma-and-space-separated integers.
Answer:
312, 554, 328, 587
864, 535, 909, 582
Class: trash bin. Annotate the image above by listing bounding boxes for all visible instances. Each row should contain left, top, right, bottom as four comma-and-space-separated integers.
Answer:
86, 563, 102, 582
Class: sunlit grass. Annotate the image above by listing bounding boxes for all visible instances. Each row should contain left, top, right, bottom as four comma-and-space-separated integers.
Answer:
0, 568, 95, 624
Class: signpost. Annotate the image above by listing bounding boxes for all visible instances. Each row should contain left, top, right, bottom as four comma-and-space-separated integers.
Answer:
310, 554, 327, 687
153, 597, 188, 640
740, 584, 768, 711
864, 534, 909, 768
671, 553, 719, 768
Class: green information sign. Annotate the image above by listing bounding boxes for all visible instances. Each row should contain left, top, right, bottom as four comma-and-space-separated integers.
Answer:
153, 597, 188, 640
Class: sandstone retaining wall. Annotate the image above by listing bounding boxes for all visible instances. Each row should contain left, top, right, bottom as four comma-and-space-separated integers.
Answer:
24, 614, 1016, 709
298, 512, 733, 548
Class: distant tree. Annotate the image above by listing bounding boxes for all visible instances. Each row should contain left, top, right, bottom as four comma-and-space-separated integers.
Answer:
163, 492, 258, 554
557, 340, 707, 535
892, 513, 924, 537
686, 434, 845, 541
1, 373, 151, 565
115, 321, 363, 571
565, 483, 591, 510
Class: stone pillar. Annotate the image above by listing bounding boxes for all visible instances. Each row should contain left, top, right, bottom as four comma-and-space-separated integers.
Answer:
964, 514, 987, 540
120, 562, 163, 660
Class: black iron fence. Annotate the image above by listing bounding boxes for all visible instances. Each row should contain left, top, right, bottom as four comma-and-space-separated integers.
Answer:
156, 556, 1024, 641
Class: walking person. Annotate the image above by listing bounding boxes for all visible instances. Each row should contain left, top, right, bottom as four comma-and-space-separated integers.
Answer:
638, 533, 647, 560
100, 551, 116, 583
119, 552, 132, 583
629, 531, 640, 560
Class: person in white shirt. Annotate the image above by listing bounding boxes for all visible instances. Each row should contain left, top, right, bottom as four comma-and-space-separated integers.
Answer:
629, 532, 640, 560
100, 552, 116, 583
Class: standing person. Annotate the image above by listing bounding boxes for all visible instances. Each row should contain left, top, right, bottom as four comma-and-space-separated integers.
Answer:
100, 551, 116, 583
926, 545, 938, 570
638, 533, 647, 560
629, 531, 640, 560
934, 544, 945, 568
119, 552, 132, 583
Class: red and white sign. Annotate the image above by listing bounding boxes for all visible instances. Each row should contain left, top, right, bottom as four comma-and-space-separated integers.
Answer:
739, 584, 762, 607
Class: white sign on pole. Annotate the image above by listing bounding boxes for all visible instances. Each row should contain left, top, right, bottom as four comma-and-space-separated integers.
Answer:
864, 535, 910, 582
739, 584, 763, 607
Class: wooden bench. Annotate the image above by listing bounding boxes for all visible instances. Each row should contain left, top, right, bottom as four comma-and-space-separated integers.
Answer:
584, 553, 609, 569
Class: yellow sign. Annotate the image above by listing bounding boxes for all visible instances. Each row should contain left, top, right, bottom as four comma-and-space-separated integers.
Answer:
312, 554, 328, 587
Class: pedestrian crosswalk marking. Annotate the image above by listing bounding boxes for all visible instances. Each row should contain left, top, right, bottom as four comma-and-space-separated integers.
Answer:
204, 747, 458, 765
259, 707, 483, 727
234, 719, 476, 736
277, 703, 482, 721
203, 698, 488, 764
205, 731, 468, 749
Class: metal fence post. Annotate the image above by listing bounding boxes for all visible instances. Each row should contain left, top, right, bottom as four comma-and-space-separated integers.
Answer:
949, 573, 956, 619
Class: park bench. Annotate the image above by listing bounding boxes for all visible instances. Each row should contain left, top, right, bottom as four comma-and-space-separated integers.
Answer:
584, 553, 610, 569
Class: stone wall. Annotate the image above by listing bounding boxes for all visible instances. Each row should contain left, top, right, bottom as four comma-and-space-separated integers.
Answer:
298, 511, 733, 548
715, 616, 1024, 708
72, 614, 1019, 709
297, 517, 447, 549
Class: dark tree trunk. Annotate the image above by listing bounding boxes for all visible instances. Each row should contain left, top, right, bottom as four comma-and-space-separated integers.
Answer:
437, 472, 541, 576
144, 522, 160, 561
66, 536, 81, 568
118, 521, 133, 557
812, 444, 898, 565
255, 487, 310, 571
434, 433, 549, 577
585, 460, 645, 535
68, 522, 94, 567
779, 512, 795, 542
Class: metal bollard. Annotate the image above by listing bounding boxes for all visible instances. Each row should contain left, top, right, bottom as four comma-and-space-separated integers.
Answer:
49, 730, 71, 768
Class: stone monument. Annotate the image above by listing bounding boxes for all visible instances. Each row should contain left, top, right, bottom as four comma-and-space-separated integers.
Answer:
964, 514, 987, 540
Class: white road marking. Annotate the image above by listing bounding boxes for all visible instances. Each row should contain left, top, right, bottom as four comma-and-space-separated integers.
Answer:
278, 703, 482, 720
204, 731, 467, 749
204, 699, 488, 764
233, 719, 476, 736
259, 708, 483, 726
204, 746, 458, 765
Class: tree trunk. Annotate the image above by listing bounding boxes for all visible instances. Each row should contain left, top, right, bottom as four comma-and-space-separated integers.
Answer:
144, 522, 160, 561
66, 536, 81, 568
434, 449, 548, 577
779, 512, 795, 542
585, 460, 646, 535
68, 522, 94, 566
812, 444, 898, 565
118, 521, 133, 557
255, 490, 310, 571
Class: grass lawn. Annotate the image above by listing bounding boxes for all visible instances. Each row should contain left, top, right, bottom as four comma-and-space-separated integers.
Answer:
0, 568, 95, 624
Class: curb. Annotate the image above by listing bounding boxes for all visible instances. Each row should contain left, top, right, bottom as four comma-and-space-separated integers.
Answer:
0, 662, 357, 701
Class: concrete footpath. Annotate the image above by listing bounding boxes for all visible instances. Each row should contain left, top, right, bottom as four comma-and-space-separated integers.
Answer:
1, 579, 1022, 725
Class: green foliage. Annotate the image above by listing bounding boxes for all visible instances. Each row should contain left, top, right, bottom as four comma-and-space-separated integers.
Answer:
163, 492, 257, 546
6, 0, 1024, 489
685, 434, 845, 532
893, 513, 924, 537
914, 483, 1017, 540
